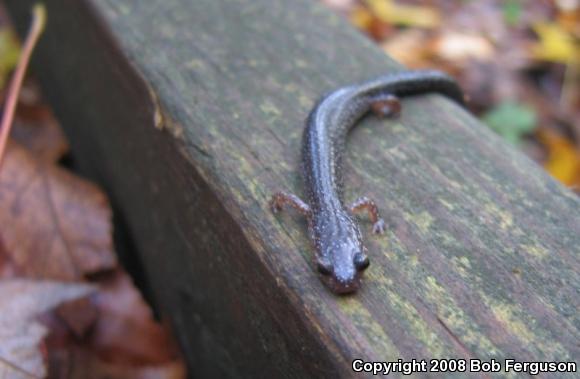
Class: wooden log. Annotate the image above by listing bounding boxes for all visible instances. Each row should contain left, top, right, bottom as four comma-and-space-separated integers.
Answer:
5, 0, 580, 377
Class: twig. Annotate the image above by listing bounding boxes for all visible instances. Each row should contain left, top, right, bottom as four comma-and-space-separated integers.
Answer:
0, 4, 46, 169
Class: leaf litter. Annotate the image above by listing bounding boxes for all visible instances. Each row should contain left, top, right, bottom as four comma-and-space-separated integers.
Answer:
0, 4, 185, 378
323, 0, 580, 193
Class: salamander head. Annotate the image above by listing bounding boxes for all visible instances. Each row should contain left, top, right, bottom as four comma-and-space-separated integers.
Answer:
315, 227, 370, 294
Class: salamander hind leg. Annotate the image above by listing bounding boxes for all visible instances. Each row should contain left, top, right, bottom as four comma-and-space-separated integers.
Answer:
370, 94, 401, 118
349, 196, 386, 234
270, 191, 311, 217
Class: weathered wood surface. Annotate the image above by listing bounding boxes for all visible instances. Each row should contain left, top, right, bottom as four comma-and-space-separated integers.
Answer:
6, 0, 580, 377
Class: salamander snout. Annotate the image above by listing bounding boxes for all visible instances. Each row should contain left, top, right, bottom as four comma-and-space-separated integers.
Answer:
317, 250, 370, 295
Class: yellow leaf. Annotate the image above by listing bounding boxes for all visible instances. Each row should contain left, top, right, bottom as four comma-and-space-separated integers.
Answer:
537, 129, 580, 187
0, 29, 21, 89
531, 22, 579, 63
350, 5, 374, 30
365, 0, 440, 28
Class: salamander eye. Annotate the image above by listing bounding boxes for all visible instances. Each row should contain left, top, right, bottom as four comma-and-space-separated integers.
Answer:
353, 253, 370, 271
317, 261, 332, 276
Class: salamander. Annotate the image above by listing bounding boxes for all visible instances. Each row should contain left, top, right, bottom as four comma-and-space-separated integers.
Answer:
271, 70, 465, 294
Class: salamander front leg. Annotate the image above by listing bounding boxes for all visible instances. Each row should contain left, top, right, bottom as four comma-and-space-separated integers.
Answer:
270, 191, 311, 217
349, 196, 386, 234
370, 94, 401, 118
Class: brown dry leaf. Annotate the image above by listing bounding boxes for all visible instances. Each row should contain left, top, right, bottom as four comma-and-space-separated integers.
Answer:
460, 61, 520, 109
0, 279, 93, 379
49, 269, 185, 379
10, 80, 69, 163
0, 236, 18, 278
11, 110, 68, 163
0, 141, 116, 281
56, 297, 98, 338
556, 7, 580, 36
49, 346, 185, 379
0, 4, 184, 378
89, 271, 180, 365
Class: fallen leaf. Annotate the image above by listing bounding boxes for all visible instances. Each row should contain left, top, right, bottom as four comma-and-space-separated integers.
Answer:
0, 28, 20, 89
365, 0, 440, 28
89, 271, 180, 365
556, 7, 580, 36
0, 5, 185, 379
531, 22, 579, 63
12, 109, 68, 163
555, 0, 580, 12
0, 235, 18, 278
0, 141, 116, 281
48, 346, 185, 379
537, 129, 580, 187
10, 80, 69, 163
482, 101, 538, 145
48, 269, 185, 378
461, 61, 507, 109
56, 297, 98, 337
382, 29, 431, 67
433, 32, 495, 62
350, 5, 374, 31
0, 279, 93, 379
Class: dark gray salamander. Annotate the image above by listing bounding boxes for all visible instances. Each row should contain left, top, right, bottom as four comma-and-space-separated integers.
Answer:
271, 70, 465, 294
